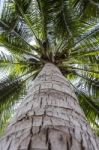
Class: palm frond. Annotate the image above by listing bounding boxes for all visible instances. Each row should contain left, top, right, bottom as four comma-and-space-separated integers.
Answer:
73, 0, 99, 18
76, 88, 99, 128
0, 75, 26, 135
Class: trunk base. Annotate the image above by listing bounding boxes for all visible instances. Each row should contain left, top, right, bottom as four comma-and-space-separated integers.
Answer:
0, 63, 99, 150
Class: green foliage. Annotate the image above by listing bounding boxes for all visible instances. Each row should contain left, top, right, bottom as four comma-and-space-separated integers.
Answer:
0, 0, 99, 136
0, 75, 26, 135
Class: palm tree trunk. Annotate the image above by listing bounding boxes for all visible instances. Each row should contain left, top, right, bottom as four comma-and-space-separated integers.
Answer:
0, 63, 99, 150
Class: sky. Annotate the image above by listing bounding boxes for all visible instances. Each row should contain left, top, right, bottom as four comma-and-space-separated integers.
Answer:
0, 0, 4, 16
0, 0, 7, 54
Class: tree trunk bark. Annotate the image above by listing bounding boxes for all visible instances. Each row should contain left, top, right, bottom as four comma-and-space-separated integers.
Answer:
0, 63, 99, 150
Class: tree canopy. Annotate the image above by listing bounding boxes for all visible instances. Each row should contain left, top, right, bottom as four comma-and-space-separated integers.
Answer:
0, 0, 99, 135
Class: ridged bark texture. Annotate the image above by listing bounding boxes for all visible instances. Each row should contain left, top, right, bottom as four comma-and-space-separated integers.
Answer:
0, 63, 99, 150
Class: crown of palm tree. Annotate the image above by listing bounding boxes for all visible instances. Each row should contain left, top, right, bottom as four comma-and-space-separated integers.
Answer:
0, 0, 99, 136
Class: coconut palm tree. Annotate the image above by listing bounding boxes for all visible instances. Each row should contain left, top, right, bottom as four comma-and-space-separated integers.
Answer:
0, 0, 99, 149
